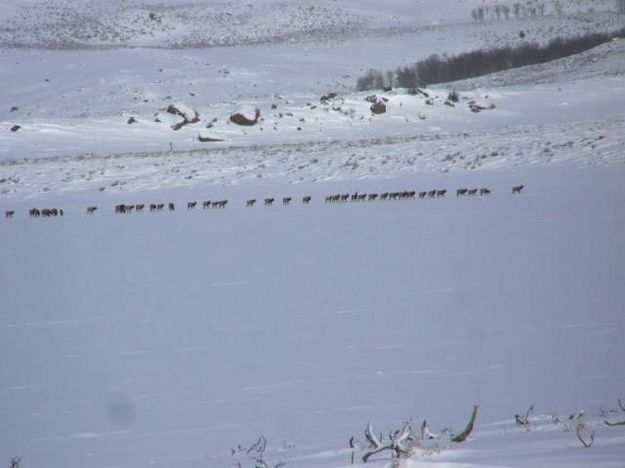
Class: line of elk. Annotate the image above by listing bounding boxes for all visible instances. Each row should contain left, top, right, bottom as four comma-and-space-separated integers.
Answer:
4, 186, 524, 219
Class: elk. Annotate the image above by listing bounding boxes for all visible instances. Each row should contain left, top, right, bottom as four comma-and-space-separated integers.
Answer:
203, 201, 211, 209
149, 203, 157, 212
264, 198, 274, 206
115, 204, 126, 214
480, 188, 491, 195
246, 199, 256, 207
86, 206, 97, 215
157, 203, 164, 211
136, 204, 145, 212
418, 191, 427, 199
29, 208, 40, 217
5, 210, 14, 218
368, 193, 378, 201
187, 201, 197, 209
340, 194, 349, 202
302, 196, 312, 204
512, 185, 524, 194
282, 197, 292, 205
468, 189, 478, 196
214, 200, 228, 208
456, 188, 468, 197
380, 192, 389, 200
436, 189, 447, 197
427, 190, 436, 198
168, 202, 175, 211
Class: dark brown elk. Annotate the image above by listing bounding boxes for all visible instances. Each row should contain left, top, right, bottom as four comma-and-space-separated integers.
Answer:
468, 189, 478, 196
380, 192, 389, 200
115, 204, 126, 214
86, 206, 97, 214
5, 210, 14, 218
456, 188, 468, 197
302, 196, 312, 204
136, 204, 145, 212
368, 193, 378, 201
282, 197, 292, 205
149, 204, 157, 212
168, 202, 175, 211
480, 188, 491, 195
264, 198, 274, 206
351, 193, 359, 201
187, 201, 197, 209
357, 194, 366, 201
203, 201, 211, 209
246, 199, 256, 207
427, 190, 436, 198
157, 203, 165, 211
436, 189, 447, 197
512, 185, 524, 194
340, 194, 349, 202
214, 200, 228, 208
418, 191, 427, 199
29, 208, 40, 217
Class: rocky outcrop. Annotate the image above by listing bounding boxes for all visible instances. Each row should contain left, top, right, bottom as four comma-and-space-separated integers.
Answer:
468, 101, 495, 113
198, 134, 224, 142
320, 92, 338, 103
162, 103, 200, 131
229, 109, 261, 126
370, 100, 387, 114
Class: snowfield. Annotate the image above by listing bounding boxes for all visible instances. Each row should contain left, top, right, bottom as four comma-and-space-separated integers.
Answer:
1, 1, 625, 467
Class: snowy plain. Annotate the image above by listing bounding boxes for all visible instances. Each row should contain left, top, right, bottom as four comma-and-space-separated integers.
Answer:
2, 1, 625, 467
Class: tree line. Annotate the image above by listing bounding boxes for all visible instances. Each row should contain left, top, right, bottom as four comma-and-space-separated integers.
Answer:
356, 28, 625, 91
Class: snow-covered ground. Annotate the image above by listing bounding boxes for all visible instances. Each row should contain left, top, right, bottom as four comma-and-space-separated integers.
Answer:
2, 1, 625, 467
2, 165, 625, 468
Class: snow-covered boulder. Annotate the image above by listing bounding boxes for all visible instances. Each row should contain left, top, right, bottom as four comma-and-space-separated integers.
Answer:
370, 101, 387, 114
230, 109, 261, 126
198, 134, 224, 142
155, 103, 200, 131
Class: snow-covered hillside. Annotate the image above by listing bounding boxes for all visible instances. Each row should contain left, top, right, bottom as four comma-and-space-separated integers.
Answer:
0, 0, 620, 49
2, 1, 625, 467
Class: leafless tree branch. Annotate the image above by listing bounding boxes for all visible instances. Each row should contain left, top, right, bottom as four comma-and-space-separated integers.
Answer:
604, 419, 625, 426
451, 405, 479, 443
575, 423, 594, 448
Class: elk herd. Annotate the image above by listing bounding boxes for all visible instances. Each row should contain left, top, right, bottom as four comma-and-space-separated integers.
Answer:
4, 185, 524, 219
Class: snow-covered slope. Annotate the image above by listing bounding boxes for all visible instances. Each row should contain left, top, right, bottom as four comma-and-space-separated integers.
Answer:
0, 0, 620, 49
1, 164, 625, 468
2, 2, 625, 467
